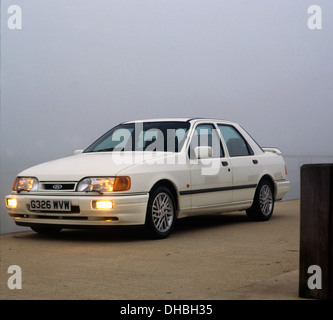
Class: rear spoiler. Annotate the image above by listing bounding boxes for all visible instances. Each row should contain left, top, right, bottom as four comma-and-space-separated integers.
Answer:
262, 147, 282, 155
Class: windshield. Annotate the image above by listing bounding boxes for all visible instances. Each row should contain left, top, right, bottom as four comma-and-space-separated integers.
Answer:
84, 121, 191, 153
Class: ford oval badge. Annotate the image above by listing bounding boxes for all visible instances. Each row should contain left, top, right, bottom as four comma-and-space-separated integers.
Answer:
53, 184, 63, 190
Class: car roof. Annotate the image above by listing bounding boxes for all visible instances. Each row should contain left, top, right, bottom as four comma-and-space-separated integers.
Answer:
122, 118, 235, 124
123, 118, 191, 123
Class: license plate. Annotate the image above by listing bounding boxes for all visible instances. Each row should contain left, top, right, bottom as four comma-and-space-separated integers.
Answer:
30, 199, 71, 212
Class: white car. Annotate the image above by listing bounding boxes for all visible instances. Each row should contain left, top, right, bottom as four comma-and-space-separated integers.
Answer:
6, 118, 290, 238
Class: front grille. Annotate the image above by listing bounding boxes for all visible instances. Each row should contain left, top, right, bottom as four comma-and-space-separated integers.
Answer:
36, 214, 86, 220
41, 183, 76, 191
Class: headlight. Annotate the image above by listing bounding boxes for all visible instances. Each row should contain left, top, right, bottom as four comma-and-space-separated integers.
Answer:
76, 176, 131, 193
13, 177, 39, 192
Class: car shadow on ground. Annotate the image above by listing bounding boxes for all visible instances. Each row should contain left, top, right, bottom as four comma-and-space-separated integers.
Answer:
13, 225, 147, 243
11, 211, 266, 242
173, 212, 250, 235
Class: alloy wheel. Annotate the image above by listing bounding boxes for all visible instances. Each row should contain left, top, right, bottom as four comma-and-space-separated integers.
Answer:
259, 184, 273, 216
152, 192, 174, 233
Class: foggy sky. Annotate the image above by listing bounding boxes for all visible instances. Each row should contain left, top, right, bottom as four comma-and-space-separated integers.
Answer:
1, 0, 333, 233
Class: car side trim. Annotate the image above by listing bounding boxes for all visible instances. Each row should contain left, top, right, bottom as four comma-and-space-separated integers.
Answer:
179, 184, 257, 195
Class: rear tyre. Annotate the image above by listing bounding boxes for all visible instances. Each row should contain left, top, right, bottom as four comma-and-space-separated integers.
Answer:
246, 179, 274, 221
145, 186, 176, 239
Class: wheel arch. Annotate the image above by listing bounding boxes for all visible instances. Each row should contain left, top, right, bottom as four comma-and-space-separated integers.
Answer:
258, 174, 276, 199
149, 179, 180, 216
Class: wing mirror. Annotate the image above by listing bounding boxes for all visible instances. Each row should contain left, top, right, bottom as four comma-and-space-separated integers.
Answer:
194, 146, 212, 159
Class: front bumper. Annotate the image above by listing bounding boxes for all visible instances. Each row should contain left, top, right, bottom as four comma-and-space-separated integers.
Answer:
5, 193, 149, 228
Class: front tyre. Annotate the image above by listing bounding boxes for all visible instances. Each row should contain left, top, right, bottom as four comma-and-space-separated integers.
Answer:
145, 187, 176, 239
246, 179, 274, 221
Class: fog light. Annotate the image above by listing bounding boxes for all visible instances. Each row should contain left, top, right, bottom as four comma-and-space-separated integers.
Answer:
93, 200, 113, 209
6, 198, 17, 208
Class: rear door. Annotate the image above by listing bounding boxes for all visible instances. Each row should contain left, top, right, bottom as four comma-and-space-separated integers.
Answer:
217, 124, 262, 203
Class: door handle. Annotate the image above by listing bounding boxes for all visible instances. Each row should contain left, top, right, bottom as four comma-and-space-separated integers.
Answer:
221, 161, 229, 167
253, 159, 258, 164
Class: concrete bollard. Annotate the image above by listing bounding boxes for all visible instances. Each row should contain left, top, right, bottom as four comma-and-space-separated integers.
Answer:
299, 164, 333, 300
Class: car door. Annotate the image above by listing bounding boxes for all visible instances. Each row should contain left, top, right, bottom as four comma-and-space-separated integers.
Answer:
187, 123, 233, 210
217, 124, 262, 203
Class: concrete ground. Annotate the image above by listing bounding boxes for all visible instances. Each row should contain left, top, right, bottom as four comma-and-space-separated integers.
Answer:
0, 200, 305, 300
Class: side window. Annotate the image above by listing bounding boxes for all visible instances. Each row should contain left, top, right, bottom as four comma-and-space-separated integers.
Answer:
189, 124, 224, 158
218, 125, 253, 157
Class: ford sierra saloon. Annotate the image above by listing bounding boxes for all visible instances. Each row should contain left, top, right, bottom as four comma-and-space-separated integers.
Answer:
6, 118, 290, 238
